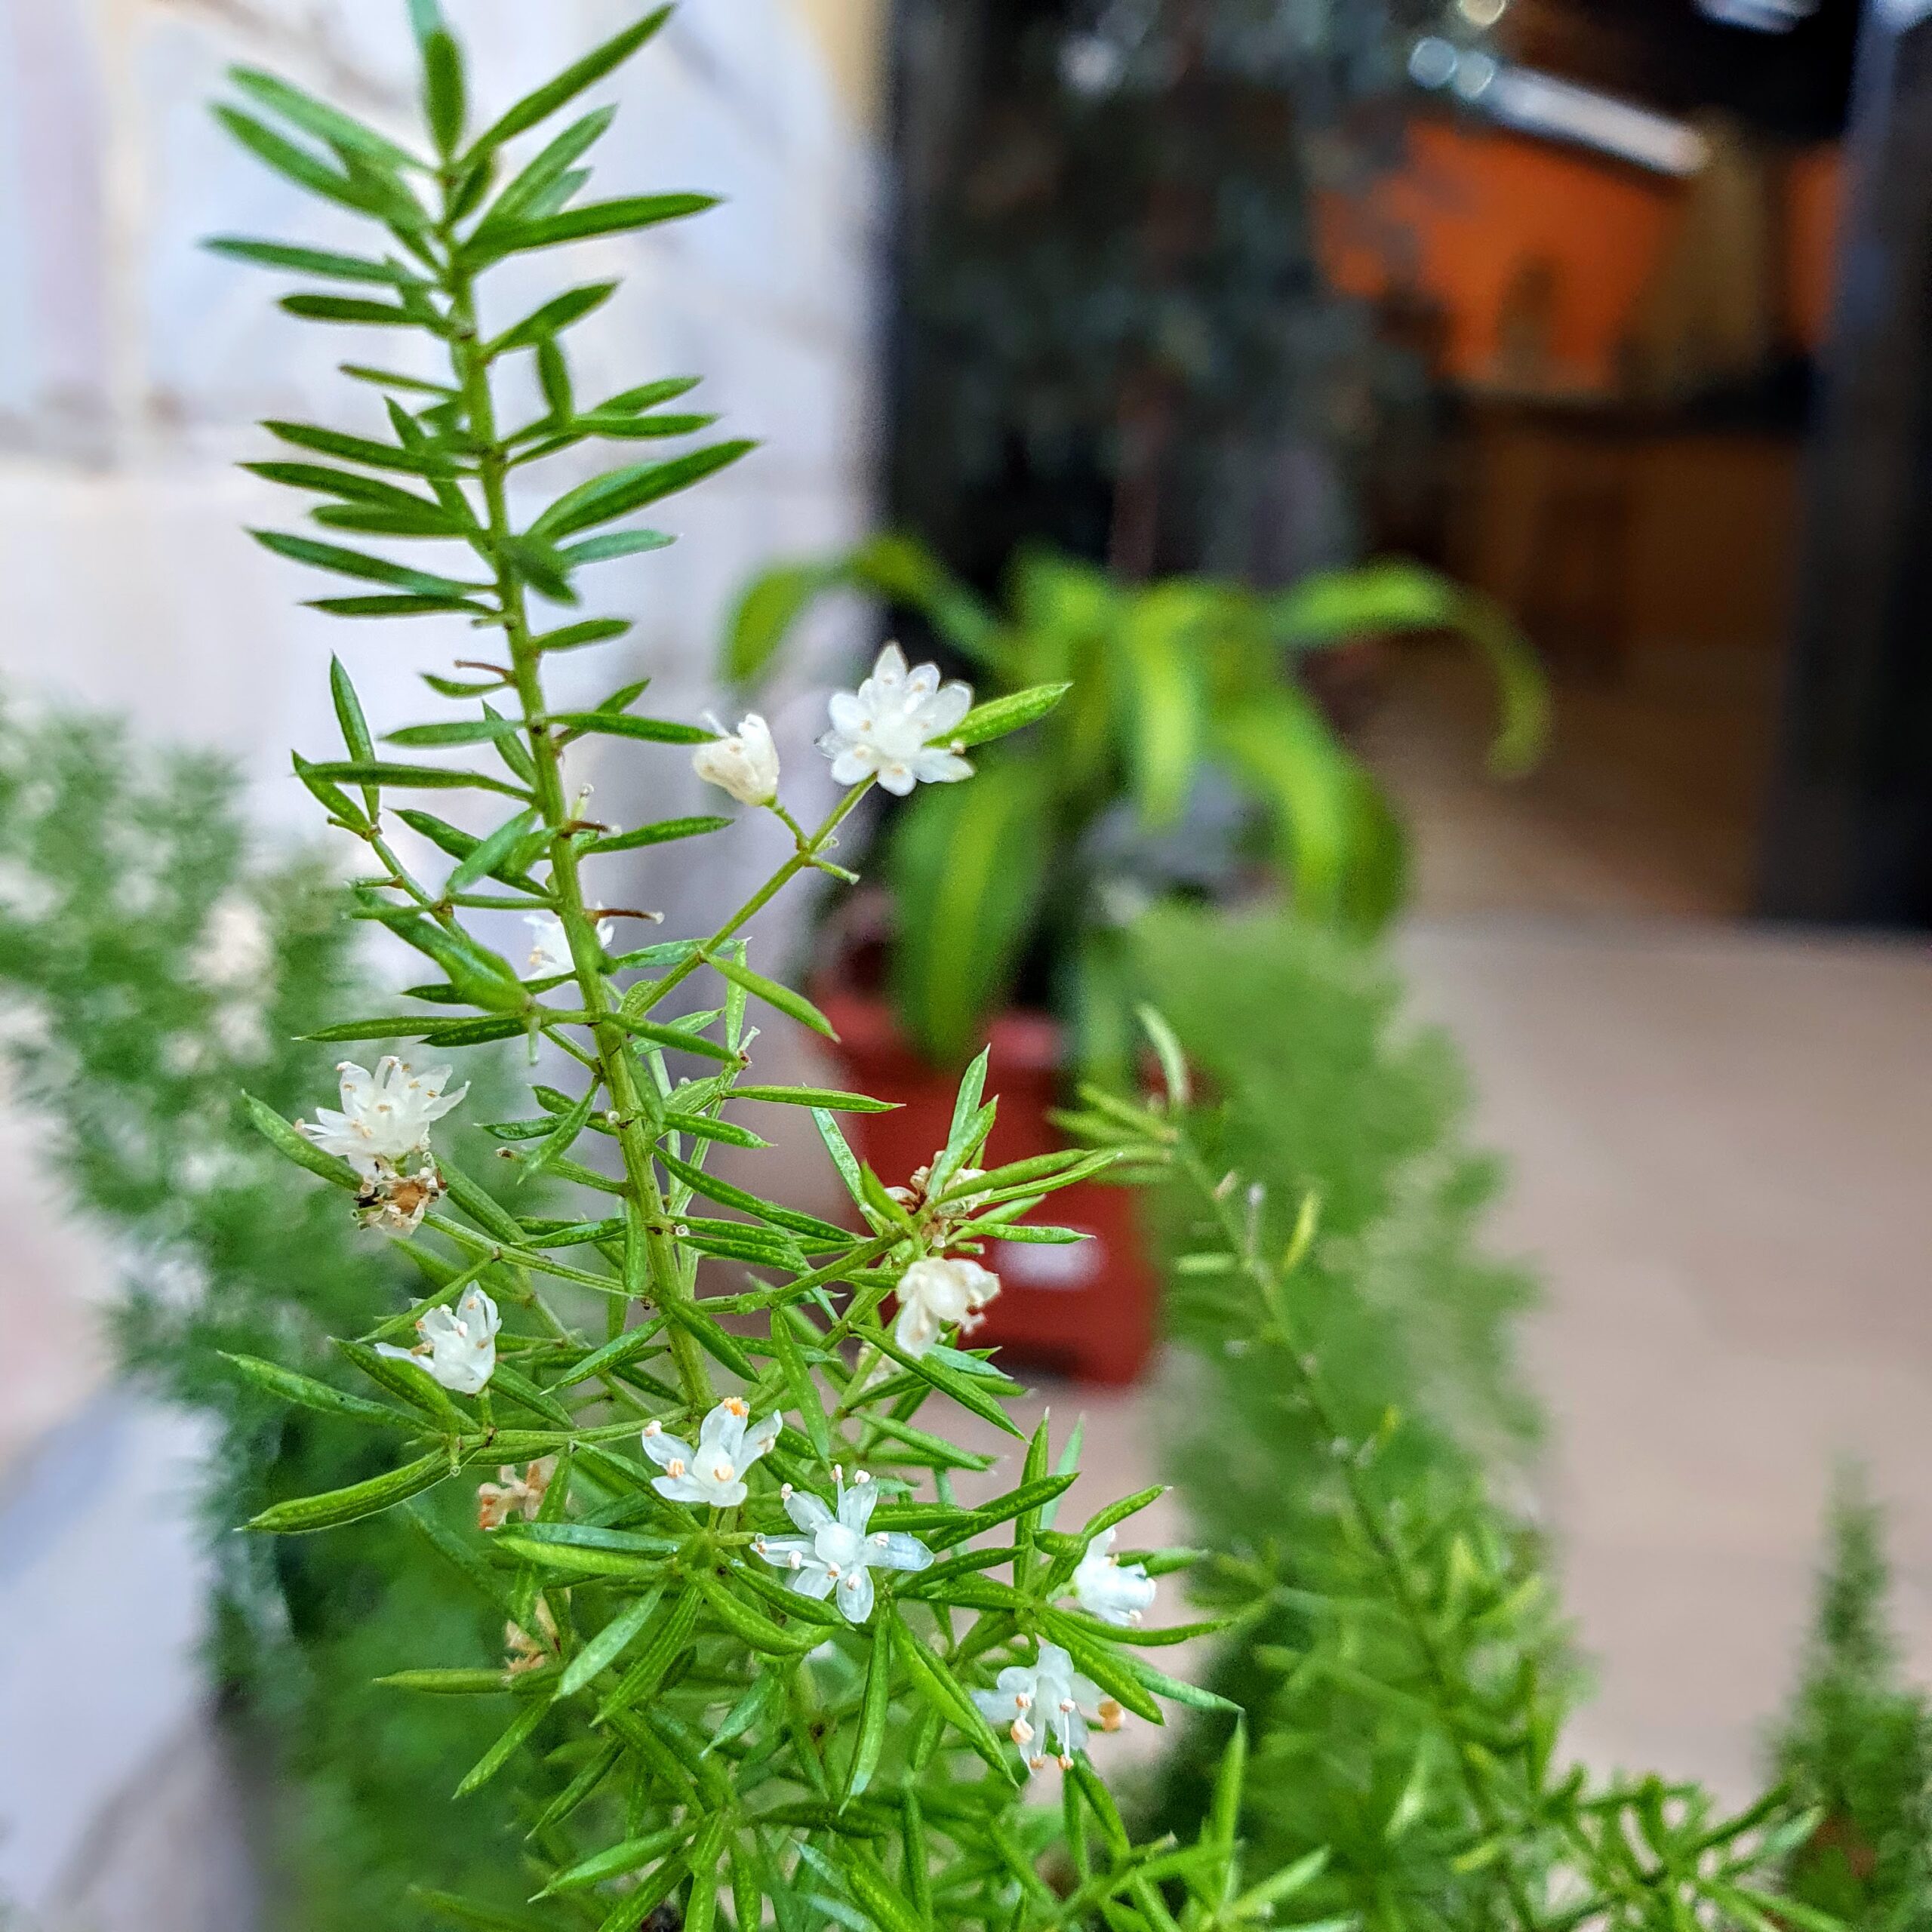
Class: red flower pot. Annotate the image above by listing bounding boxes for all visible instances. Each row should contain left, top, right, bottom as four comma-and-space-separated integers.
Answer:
818, 990, 1157, 1386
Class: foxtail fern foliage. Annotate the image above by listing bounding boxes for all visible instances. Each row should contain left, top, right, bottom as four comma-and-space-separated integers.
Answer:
205, 9, 1256, 1930
0, 703, 535, 1923
1772, 1474, 1932, 1932
1066, 912, 1842, 1932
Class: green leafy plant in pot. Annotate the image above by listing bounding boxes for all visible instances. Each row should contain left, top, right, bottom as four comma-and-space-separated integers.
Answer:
727, 536, 1546, 1380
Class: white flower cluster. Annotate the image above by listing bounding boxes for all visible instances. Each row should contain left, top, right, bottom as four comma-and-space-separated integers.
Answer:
376, 1283, 500, 1395
819, 644, 975, 796
972, 1641, 1124, 1773
642, 1396, 780, 1506
1070, 1528, 1157, 1626
894, 1255, 1001, 1358
754, 1469, 934, 1625
692, 712, 781, 806
300, 1056, 468, 1177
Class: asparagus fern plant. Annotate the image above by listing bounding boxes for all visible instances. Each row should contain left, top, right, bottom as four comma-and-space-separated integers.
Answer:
205, 8, 1241, 1925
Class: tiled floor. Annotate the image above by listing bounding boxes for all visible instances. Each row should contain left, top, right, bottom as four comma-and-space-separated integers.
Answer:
1401, 916, 1932, 1798
1362, 641, 1780, 921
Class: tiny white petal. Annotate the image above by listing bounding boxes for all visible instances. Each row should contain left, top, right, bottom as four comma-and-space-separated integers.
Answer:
692, 712, 780, 807
818, 643, 975, 796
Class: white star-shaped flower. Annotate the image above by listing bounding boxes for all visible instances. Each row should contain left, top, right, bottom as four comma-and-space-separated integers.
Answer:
642, 1397, 780, 1506
1070, 1527, 1157, 1626
299, 1056, 468, 1179
525, 912, 615, 978
753, 1470, 934, 1624
374, 1283, 500, 1395
693, 712, 781, 806
893, 1255, 1001, 1359
971, 1641, 1122, 1773
817, 643, 974, 796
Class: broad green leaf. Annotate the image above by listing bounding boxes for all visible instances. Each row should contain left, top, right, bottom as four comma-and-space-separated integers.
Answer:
1212, 690, 1366, 928
1117, 583, 1210, 828
1267, 559, 1549, 777
724, 559, 843, 686
851, 532, 1004, 666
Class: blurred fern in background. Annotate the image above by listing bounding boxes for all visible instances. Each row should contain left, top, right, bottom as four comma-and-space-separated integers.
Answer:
1122, 906, 1552, 1900
1772, 1472, 1932, 1932
0, 700, 536, 1929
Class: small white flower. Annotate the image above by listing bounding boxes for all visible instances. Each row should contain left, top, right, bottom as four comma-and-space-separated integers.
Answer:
375, 1283, 500, 1395
1070, 1528, 1157, 1627
299, 1057, 468, 1179
525, 912, 614, 978
971, 1641, 1118, 1773
642, 1396, 780, 1507
753, 1471, 933, 1625
692, 712, 781, 806
893, 1256, 1001, 1358
817, 642, 975, 797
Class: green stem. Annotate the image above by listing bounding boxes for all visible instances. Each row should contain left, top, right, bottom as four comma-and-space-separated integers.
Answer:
639, 781, 873, 1018
437, 203, 712, 1411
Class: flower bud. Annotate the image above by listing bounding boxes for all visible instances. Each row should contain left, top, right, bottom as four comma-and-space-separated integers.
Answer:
693, 712, 780, 805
